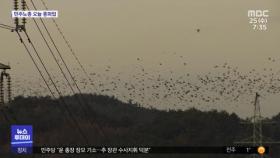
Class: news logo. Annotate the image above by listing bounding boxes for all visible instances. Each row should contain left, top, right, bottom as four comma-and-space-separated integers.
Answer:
247, 10, 269, 31
11, 125, 33, 154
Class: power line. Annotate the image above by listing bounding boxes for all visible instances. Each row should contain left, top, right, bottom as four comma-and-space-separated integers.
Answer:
29, 0, 105, 137
23, 30, 62, 98
25, 4, 87, 114
1, 0, 92, 145
39, 0, 96, 90
26, 1, 102, 136
16, 30, 89, 144
0, 23, 14, 28
10, 0, 104, 142
0, 25, 13, 31
15, 30, 56, 99
24, 5, 105, 138
29, 0, 84, 97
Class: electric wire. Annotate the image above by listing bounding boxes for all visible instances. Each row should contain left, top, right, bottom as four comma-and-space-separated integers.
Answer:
15, 31, 56, 99
40, 0, 96, 90
25, 2, 101, 136
29, 0, 85, 99
0, 23, 14, 28
0, 25, 13, 31
16, 30, 89, 144
29, 0, 105, 137
10, 0, 104, 142
25, 4, 88, 117
22, 30, 90, 143
2, 0, 89, 147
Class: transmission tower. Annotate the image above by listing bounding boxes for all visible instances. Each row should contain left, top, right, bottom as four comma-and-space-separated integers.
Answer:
235, 92, 280, 158
0, 63, 11, 106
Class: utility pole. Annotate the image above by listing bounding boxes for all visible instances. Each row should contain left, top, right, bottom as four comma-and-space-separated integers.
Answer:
235, 92, 280, 158
12, 0, 27, 32
0, 63, 11, 106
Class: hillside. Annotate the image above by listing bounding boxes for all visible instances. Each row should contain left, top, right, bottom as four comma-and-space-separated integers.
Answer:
0, 94, 279, 157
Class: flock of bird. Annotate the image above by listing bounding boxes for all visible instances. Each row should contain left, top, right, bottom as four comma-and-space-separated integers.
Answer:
10, 55, 280, 110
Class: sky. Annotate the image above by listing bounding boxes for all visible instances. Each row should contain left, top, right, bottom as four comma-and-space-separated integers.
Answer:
0, 0, 279, 118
